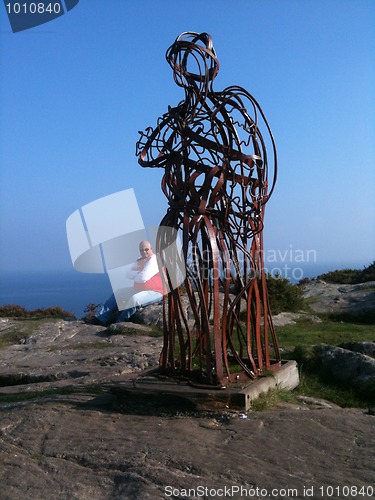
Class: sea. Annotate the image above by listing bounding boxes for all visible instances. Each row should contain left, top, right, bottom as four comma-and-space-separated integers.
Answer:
0, 270, 113, 319
0, 262, 347, 319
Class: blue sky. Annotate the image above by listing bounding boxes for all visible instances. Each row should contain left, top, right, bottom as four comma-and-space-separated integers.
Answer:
0, 0, 374, 277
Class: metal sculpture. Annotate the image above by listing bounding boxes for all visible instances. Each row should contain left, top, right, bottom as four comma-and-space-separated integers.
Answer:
136, 32, 281, 386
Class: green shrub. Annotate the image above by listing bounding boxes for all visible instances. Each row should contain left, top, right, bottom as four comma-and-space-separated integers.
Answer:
82, 303, 101, 322
31, 307, 75, 319
0, 305, 75, 319
0, 305, 28, 318
360, 261, 375, 282
265, 274, 305, 314
317, 261, 375, 284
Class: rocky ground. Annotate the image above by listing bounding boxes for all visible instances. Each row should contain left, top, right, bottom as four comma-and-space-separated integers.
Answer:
1, 397, 374, 500
301, 279, 375, 316
0, 281, 374, 499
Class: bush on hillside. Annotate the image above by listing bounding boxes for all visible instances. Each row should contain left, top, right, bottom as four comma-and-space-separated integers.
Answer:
360, 261, 375, 282
265, 274, 305, 315
317, 261, 375, 284
0, 304, 75, 319
0, 305, 28, 318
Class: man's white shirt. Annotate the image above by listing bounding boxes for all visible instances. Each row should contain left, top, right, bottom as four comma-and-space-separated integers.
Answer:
126, 254, 159, 283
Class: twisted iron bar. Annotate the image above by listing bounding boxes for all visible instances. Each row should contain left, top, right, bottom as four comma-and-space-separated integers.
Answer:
136, 32, 281, 386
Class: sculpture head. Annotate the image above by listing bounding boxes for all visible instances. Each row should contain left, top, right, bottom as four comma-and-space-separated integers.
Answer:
166, 32, 219, 93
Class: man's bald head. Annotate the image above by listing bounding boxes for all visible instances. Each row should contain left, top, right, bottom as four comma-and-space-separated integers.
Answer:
139, 240, 153, 259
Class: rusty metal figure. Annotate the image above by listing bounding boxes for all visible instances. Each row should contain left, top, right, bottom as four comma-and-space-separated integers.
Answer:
136, 32, 281, 386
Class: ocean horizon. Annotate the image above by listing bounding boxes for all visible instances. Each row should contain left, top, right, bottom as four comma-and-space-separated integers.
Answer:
0, 261, 367, 319
0, 269, 113, 319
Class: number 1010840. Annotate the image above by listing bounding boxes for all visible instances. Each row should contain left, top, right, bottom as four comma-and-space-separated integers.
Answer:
5, 3, 62, 14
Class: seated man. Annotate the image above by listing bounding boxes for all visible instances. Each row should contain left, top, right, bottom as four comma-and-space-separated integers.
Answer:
94, 240, 163, 325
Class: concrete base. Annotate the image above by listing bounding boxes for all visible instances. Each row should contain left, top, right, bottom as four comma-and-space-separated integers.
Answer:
108, 361, 300, 412
238, 360, 300, 411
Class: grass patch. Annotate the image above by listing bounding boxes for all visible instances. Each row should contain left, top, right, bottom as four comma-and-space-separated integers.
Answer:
326, 309, 375, 325
148, 324, 164, 337
0, 329, 28, 349
276, 318, 375, 409
276, 318, 375, 350
251, 388, 300, 411
294, 371, 372, 409
251, 370, 373, 411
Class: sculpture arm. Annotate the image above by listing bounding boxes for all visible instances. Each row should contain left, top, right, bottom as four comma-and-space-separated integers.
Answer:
136, 106, 184, 168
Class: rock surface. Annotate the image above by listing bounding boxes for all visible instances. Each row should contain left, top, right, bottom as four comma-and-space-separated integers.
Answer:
338, 341, 375, 357
301, 280, 375, 315
314, 343, 375, 398
1, 282, 375, 499
1, 391, 374, 499
272, 311, 322, 327
0, 318, 163, 392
